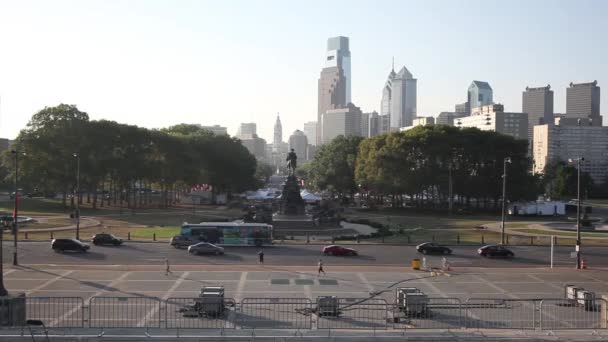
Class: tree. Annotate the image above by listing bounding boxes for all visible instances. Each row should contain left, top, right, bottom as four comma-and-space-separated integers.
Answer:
542, 160, 594, 199
308, 135, 363, 200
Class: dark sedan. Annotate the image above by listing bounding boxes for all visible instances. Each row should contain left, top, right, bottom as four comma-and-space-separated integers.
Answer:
91, 233, 123, 246
416, 242, 452, 255
322, 245, 358, 256
478, 245, 514, 258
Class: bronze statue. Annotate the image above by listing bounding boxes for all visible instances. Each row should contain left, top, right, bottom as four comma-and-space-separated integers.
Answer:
286, 148, 297, 175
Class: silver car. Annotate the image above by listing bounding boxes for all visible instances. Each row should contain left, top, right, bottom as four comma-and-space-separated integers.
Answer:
188, 242, 225, 255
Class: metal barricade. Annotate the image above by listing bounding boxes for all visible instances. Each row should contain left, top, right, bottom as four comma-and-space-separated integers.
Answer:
89, 296, 161, 328
316, 298, 388, 330
26, 297, 84, 328
393, 298, 462, 329
237, 298, 312, 330
540, 298, 607, 330
465, 298, 536, 330
165, 297, 236, 329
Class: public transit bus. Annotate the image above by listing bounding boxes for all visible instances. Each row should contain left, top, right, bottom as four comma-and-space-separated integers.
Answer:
180, 222, 273, 246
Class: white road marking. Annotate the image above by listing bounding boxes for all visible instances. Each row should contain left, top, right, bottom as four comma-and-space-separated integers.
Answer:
418, 276, 448, 298
526, 274, 563, 290
49, 271, 132, 327
298, 273, 313, 300
357, 273, 375, 293
3, 269, 16, 276
137, 271, 190, 327
235, 272, 248, 301
26, 270, 74, 295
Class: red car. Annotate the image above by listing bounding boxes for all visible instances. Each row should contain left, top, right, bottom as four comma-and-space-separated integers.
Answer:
322, 245, 358, 256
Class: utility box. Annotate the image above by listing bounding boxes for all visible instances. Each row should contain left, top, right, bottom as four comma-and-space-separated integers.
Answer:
317, 296, 339, 317
577, 290, 596, 311
404, 293, 428, 316
565, 285, 583, 300
197, 286, 225, 317
396, 287, 420, 311
0, 294, 26, 326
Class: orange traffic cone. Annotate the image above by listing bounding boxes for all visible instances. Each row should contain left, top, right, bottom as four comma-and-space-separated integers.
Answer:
581, 258, 587, 269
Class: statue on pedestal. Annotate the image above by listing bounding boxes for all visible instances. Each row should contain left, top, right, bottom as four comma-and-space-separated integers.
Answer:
286, 149, 297, 176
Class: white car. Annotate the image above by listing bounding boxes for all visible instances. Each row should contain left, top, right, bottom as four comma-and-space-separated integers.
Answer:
188, 242, 225, 255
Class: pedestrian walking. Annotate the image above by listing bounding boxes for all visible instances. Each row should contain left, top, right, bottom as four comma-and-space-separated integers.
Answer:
258, 250, 264, 264
165, 258, 172, 276
317, 259, 326, 275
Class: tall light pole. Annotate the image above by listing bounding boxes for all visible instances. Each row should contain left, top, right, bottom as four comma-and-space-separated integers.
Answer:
448, 163, 453, 216
569, 157, 584, 269
73, 153, 81, 240
11, 150, 25, 266
501, 157, 512, 245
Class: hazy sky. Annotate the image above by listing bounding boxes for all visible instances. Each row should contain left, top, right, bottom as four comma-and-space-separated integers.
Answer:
1, 0, 606, 141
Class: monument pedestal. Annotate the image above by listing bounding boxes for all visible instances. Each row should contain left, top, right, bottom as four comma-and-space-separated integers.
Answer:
0, 293, 26, 326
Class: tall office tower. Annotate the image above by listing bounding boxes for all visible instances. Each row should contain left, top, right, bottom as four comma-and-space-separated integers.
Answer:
237, 123, 257, 137
326, 36, 351, 103
523, 85, 554, 151
381, 64, 396, 118
467, 81, 493, 114
389, 66, 417, 129
288, 130, 309, 162
360, 112, 370, 138
273, 113, 283, 152
317, 36, 350, 145
303, 121, 317, 146
566, 81, 602, 125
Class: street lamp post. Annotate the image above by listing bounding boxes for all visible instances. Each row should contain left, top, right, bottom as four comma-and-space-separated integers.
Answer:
569, 157, 584, 269
11, 150, 25, 266
73, 153, 81, 240
501, 157, 512, 245
448, 163, 453, 216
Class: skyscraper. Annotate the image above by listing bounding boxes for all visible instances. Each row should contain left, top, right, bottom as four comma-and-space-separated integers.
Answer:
381, 64, 396, 118
566, 81, 601, 125
273, 113, 282, 152
326, 36, 351, 103
322, 103, 363, 144
237, 123, 257, 137
467, 81, 493, 113
317, 36, 350, 145
389, 66, 417, 129
523, 85, 554, 148
303, 122, 317, 146
289, 130, 309, 162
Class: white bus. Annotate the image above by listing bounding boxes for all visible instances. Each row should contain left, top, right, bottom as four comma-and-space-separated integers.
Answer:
180, 222, 273, 246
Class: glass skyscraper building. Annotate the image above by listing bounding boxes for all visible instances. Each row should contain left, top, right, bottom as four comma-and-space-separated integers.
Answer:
325, 36, 351, 104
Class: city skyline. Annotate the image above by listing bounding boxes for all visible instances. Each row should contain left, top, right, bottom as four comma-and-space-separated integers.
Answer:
1, 0, 607, 143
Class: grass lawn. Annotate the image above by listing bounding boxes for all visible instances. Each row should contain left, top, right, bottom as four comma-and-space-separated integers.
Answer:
512, 228, 608, 238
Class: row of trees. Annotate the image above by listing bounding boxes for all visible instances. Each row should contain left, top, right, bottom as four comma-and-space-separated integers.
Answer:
301, 125, 596, 210
1, 104, 260, 208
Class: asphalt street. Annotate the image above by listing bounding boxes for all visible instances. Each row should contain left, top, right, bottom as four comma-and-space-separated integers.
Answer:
2, 241, 605, 267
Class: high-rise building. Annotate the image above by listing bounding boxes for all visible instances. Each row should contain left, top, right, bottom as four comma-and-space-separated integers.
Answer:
303, 122, 317, 146
289, 130, 309, 162
523, 85, 554, 152
237, 123, 257, 137
322, 103, 363, 144
455, 102, 470, 114
436, 112, 468, 126
467, 81, 493, 114
200, 125, 228, 135
360, 112, 370, 138
533, 118, 608, 184
325, 36, 351, 103
455, 104, 528, 140
0, 138, 10, 152
400, 116, 435, 131
566, 81, 601, 125
381, 65, 396, 118
317, 36, 351, 145
273, 113, 283, 152
388, 66, 417, 129
240, 134, 267, 161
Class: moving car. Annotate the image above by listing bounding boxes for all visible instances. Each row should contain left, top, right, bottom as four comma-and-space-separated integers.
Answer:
188, 242, 225, 255
322, 245, 358, 256
416, 242, 452, 255
91, 233, 123, 246
477, 245, 514, 258
170, 235, 197, 248
51, 238, 90, 253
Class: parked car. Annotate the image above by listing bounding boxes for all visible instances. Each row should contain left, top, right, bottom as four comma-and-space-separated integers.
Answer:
170, 235, 197, 248
51, 238, 90, 253
416, 242, 452, 255
477, 245, 514, 258
91, 233, 123, 246
322, 245, 358, 256
188, 242, 224, 255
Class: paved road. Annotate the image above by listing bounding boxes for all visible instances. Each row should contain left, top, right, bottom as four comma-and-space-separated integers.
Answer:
2, 241, 605, 267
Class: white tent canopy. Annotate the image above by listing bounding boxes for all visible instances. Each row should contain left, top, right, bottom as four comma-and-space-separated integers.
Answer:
300, 189, 322, 203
